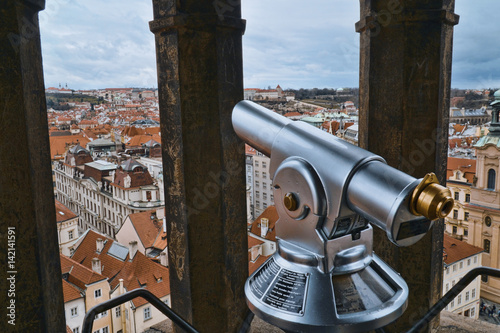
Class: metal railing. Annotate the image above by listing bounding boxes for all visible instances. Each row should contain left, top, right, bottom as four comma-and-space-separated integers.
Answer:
82, 289, 199, 333
406, 266, 500, 333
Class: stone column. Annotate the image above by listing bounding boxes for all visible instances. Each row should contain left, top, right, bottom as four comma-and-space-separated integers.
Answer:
150, 1, 248, 332
357, 1, 458, 331
0, 1, 65, 331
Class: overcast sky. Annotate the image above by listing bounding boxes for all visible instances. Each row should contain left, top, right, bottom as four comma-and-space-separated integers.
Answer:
39, 0, 500, 90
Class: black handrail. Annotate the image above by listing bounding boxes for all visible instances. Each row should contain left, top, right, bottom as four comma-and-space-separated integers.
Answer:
82, 288, 199, 333
406, 266, 500, 333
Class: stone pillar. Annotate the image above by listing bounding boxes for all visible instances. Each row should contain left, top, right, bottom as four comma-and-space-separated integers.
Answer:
0, 1, 65, 331
357, 1, 458, 331
150, 1, 248, 332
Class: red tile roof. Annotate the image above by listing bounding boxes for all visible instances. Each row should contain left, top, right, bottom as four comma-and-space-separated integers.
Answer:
49, 134, 91, 160
443, 234, 483, 265
284, 112, 301, 117
245, 144, 256, 155
60, 255, 106, 290
71, 230, 170, 307
112, 161, 154, 188
55, 200, 77, 223
62, 279, 83, 303
248, 235, 264, 248
249, 206, 278, 241
447, 157, 476, 183
127, 210, 167, 250
127, 134, 161, 147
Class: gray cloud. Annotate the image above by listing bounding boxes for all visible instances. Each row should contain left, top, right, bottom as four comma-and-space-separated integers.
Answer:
39, 0, 500, 90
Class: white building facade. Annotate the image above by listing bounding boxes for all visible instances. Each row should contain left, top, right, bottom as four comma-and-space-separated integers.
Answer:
252, 150, 274, 218
443, 235, 483, 319
54, 144, 163, 239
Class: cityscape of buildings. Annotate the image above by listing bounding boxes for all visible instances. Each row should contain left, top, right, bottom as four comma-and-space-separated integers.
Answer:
45, 84, 500, 331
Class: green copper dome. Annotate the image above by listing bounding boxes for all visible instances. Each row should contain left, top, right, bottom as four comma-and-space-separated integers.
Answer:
494, 89, 500, 100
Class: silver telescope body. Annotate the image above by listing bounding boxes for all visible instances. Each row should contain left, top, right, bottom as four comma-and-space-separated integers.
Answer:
233, 100, 452, 248
234, 101, 453, 332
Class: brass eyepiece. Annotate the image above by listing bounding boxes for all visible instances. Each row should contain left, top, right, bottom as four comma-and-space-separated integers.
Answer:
284, 192, 298, 211
410, 173, 454, 220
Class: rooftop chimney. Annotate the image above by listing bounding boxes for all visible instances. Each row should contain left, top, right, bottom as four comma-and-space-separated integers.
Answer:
129, 240, 138, 260
91, 258, 102, 274
261, 218, 269, 238
96, 238, 104, 253
160, 252, 168, 267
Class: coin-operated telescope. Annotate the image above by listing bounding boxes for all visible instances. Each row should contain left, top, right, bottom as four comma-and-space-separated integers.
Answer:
232, 101, 453, 332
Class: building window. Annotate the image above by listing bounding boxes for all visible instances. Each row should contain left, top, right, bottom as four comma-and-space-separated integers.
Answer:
454, 192, 459, 200
482, 275, 488, 283
262, 172, 267, 179
464, 229, 468, 237
485, 216, 492, 227
115, 307, 121, 317
453, 210, 458, 219
71, 307, 78, 317
484, 239, 490, 253
458, 295, 461, 305
445, 283, 449, 292
451, 300, 454, 308
262, 161, 267, 168
262, 182, 267, 190
446, 267, 449, 275
102, 327, 108, 333
263, 193, 267, 200
465, 291, 469, 301
255, 191, 260, 198
263, 203, 268, 209
459, 262, 463, 269
255, 161, 259, 167
68, 230, 74, 240
467, 258, 471, 266
72, 328, 79, 333
472, 288, 476, 298
255, 181, 259, 188
464, 212, 469, 221
487, 169, 496, 190
471, 307, 475, 317
144, 307, 152, 320
94, 289, 102, 298
453, 264, 457, 272
452, 226, 457, 234
465, 193, 470, 202
255, 171, 259, 178
474, 256, 477, 264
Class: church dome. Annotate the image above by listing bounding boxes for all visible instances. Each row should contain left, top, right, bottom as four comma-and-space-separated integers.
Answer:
494, 89, 500, 100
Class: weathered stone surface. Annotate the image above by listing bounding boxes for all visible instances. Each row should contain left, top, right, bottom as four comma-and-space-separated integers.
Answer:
358, 1, 458, 332
0, 1, 65, 332
150, 1, 248, 332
